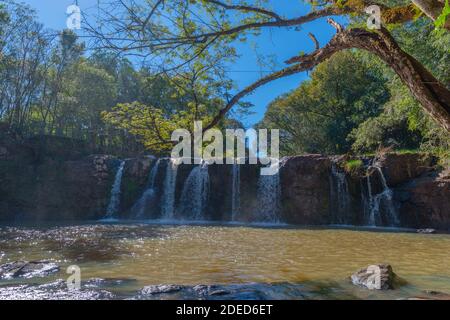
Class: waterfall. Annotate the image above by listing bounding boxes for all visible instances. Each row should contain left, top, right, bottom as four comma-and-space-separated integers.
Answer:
365, 174, 378, 226
105, 160, 125, 219
374, 166, 399, 226
160, 158, 179, 220
364, 166, 399, 227
256, 162, 280, 223
329, 162, 351, 224
178, 162, 210, 220
131, 159, 161, 218
231, 163, 241, 221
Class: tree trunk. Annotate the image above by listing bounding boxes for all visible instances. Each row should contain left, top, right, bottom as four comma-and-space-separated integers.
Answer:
207, 25, 450, 132
349, 28, 450, 131
411, 0, 450, 29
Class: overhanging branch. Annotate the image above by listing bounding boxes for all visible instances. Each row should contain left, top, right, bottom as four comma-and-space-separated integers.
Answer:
204, 19, 450, 132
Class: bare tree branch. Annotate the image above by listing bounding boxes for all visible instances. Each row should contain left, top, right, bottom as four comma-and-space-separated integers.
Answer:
308, 32, 320, 50
203, 0, 283, 21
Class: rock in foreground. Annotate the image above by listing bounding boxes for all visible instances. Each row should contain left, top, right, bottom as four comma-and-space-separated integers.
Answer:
0, 280, 114, 300
140, 284, 183, 295
351, 264, 400, 290
0, 261, 59, 279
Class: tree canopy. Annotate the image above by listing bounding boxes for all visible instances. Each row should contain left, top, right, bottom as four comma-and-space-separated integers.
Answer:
0, 0, 449, 160
86, 0, 450, 133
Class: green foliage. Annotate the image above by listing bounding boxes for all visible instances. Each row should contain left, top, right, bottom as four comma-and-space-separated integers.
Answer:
351, 18, 450, 160
260, 16, 449, 161
2, 0, 449, 161
259, 50, 389, 155
349, 90, 422, 153
344, 159, 363, 175
435, 0, 450, 29
0, 1, 242, 156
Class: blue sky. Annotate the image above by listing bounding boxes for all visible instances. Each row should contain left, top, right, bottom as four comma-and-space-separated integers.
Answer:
19, 0, 341, 127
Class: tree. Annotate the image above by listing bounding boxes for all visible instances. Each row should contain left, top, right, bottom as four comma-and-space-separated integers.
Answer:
86, 0, 450, 133
259, 51, 390, 155
101, 63, 236, 153
0, 1, 51, 133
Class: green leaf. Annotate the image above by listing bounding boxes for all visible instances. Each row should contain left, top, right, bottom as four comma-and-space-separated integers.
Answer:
435, 0, 450, 29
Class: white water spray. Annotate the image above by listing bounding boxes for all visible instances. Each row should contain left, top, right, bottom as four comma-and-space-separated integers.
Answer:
131, 159, 161, 218
256, 161, 280, 223
160, 158, 179, 219
330, 162, 351, 224
105, 160, 125, 219
365, 166, 399, 227
178, 161, 210, 220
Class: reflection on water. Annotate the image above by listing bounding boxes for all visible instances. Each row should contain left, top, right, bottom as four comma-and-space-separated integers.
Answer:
1, 223, 450, 299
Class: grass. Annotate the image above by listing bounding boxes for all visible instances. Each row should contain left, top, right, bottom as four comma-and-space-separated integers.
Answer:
344, 159, 364, 174
392, 149, 419, 155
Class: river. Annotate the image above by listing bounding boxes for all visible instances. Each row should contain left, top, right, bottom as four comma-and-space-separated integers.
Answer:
1, 222, 449, 299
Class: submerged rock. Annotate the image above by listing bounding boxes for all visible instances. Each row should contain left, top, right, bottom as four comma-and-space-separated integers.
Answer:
193, 285, 231, 296
0, 261, 59, 279
351, 264, 400, 290
0, 280, 114, 300
140, 284, 184, 295
417, 228, 436, 234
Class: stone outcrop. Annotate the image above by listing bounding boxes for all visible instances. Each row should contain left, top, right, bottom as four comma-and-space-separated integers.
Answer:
351, 264, 400, 290
0, 261, 59, 279
0, 154, 117, 221
374, 153, 436, 187
279, 155, 332, 224
120, 156, 154, 217
396, 174, 450, 229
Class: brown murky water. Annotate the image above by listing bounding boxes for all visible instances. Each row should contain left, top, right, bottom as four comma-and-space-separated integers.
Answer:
1, 223, 450, 299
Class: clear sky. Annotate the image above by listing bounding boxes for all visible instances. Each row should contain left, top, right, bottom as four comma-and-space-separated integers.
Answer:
19, 0, 342, 127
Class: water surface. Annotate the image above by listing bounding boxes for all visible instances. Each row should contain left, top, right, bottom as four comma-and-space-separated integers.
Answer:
1, 222, 449, 299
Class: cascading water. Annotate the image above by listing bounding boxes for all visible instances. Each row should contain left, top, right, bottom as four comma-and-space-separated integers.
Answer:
160, 158, 179, 220
364, 166, 399, 227
178, 161, 210, 220
329, 162, 351, 224
131, 159, 161, 218
105, 160, 125, 219
365, 174, 377, 226
231, 163, 241, 221
256, 162, 280, 223
374, 166, 399, 226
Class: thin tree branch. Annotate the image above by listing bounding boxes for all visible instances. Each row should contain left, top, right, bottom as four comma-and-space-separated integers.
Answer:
204, 0, 283, 21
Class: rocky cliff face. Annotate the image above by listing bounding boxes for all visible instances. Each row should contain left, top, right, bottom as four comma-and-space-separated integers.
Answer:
0, 131, 117, 221
396, 175, 450, 229
280, 155, 332, 224
1, 134, 449, 229
0, 153, 117, 221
